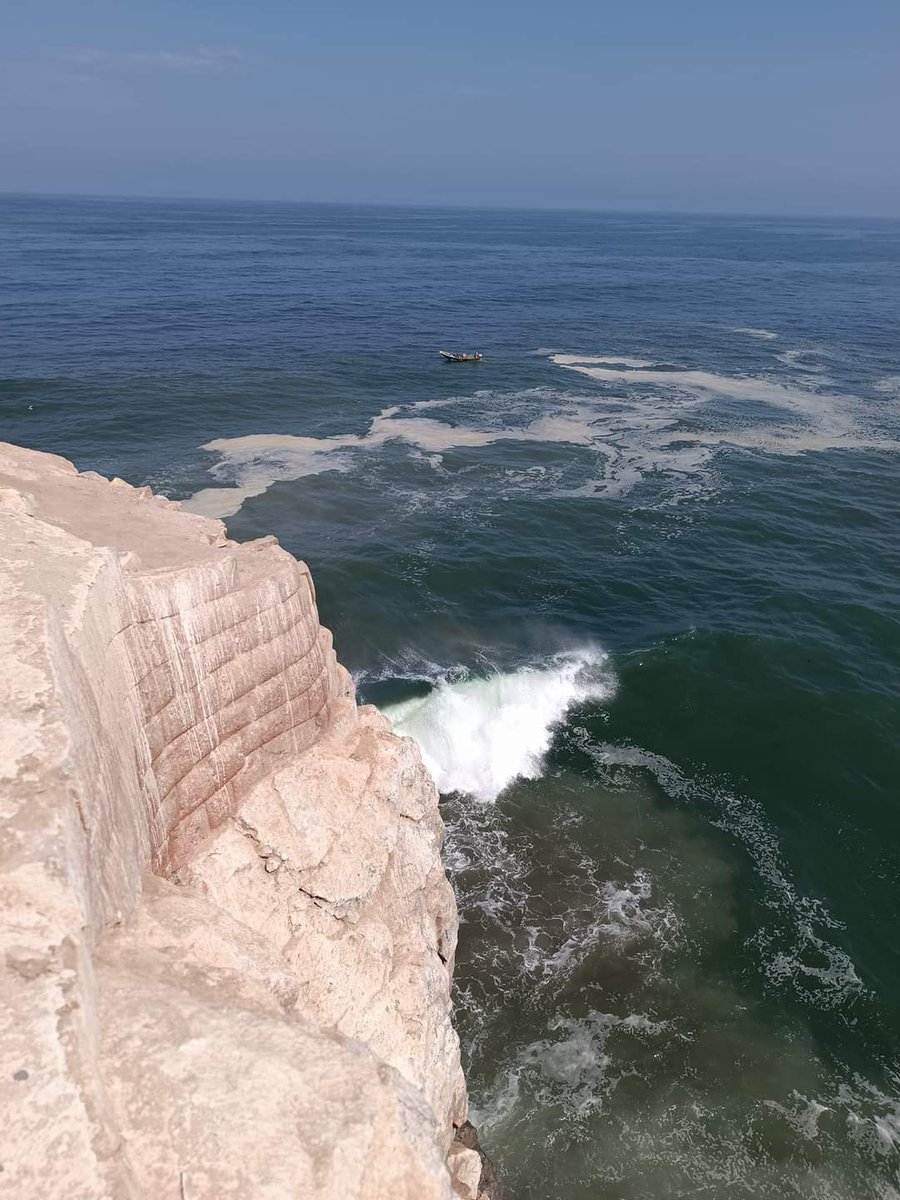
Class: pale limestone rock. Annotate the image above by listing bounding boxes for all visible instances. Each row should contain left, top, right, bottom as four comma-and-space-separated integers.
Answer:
94, 880, 452, 1200
0, 441, 478, 1200
180, 702, 469, 1136
447, 1145, 484, 1200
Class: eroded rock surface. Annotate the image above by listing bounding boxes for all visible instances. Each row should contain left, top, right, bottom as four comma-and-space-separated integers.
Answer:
0, 442, 479, 1199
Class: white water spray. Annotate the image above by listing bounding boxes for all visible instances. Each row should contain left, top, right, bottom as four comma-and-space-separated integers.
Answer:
381, 648, 615, 801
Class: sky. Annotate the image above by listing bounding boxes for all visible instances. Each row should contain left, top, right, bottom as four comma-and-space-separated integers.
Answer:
1, 0, 899, 216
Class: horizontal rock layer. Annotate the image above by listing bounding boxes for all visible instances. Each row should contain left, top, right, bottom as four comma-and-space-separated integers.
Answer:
0, 442, 482, 1200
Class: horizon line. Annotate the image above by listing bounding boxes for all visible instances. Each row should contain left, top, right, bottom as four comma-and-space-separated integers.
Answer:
1, 188, 899, 224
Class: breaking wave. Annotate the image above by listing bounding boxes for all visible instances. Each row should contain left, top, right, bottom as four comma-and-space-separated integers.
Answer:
380, 648, 615, 801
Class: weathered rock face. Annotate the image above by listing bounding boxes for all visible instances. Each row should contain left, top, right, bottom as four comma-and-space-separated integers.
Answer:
0, 442, 480, 1199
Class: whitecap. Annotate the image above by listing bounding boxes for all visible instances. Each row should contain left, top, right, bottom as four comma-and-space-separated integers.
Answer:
734, 326, 779, 339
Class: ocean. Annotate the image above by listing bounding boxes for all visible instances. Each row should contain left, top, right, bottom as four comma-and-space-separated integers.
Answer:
2, 193, 899, 1199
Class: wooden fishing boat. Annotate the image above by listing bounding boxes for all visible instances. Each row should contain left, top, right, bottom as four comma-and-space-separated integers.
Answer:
440, 351, 483, 362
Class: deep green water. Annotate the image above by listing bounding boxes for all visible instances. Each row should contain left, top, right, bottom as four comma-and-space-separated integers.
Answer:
2, 195, 900, 1197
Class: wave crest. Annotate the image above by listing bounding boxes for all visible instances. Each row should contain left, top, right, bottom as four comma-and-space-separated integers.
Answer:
381, 648, 615, 802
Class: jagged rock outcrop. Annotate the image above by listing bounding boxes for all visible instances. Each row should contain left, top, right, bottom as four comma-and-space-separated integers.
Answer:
0, 442, 483, 1199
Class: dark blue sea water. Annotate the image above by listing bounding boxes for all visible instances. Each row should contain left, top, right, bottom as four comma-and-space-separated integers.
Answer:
2, 194, 900, 1198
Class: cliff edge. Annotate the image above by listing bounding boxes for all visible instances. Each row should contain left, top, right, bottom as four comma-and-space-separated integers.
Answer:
0, 442, 485, 1200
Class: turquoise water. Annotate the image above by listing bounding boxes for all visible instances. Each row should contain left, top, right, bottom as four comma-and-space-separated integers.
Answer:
2, 195, 900, 1197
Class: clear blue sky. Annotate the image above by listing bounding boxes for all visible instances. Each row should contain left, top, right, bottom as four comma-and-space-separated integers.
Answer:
1, 0, 898, 215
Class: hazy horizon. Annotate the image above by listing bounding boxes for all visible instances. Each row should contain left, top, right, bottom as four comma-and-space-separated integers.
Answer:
2, 0, 899, 218
5, 191, 900, 224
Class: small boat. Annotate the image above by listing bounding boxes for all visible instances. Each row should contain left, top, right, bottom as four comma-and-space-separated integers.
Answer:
440, 350, 483, 362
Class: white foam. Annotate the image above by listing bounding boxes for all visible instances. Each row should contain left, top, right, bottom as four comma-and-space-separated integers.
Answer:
537, 866, 684, 981
551, 354, 840, 414
775, 348, 829, 374
734, 327, 778, 339
599, 870, 674, 940
185, 354, 900, 518
551, 353, 657, 368
475, 1008, 673, 1129
589, 743, 865, 1010
185, 433, 356, 517
185, 395, 599, 518
380, 648, 615, 802
550, 353, 899, 459
765, 1094, 831, 1141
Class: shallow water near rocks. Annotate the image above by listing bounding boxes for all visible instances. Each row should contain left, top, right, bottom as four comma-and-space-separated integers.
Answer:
2, 196, 900, 1198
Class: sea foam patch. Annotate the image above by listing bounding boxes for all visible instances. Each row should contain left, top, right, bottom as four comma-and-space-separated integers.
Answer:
549, 352, 899, 458
184, 353, 899, 518
185, 394, 598, 518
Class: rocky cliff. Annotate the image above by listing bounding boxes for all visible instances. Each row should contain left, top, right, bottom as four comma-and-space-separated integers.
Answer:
0, 441, 485, 1200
